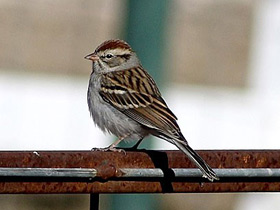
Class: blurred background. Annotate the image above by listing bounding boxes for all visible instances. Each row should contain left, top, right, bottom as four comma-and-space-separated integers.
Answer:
1, 0, 280, 209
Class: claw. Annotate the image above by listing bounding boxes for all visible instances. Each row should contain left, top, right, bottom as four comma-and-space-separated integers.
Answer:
91, 147, 126, 154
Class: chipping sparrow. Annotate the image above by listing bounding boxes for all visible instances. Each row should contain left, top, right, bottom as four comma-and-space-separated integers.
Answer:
85, 39, 218, 181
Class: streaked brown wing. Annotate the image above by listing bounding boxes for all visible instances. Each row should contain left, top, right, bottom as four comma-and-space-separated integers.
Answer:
122, 103, 180, 134
100, 86, 153, 109
100, 67, 180, 135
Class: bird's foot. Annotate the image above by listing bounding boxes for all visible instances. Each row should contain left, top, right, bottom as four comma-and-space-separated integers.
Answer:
91, 147, 126, 154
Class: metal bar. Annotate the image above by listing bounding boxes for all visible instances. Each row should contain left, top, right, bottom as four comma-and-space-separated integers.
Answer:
90, 193, 99, 210
1, 168, 280, 179
0, 168, 97, 178
0, 150, 280, 193
119, 168, 280, 178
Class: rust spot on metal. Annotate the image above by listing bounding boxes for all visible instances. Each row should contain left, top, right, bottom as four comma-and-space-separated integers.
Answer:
95, 163, 117, 180
256, 157, 266, 167
242, 154, 251, 164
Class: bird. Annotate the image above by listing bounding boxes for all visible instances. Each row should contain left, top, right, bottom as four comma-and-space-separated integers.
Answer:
85, 39, 218, 181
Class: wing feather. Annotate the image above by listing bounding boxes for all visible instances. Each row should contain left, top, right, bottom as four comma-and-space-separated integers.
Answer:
99, 67, 181, 138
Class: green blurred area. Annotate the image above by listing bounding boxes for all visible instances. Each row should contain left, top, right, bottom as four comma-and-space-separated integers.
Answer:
111, 1, 168, 209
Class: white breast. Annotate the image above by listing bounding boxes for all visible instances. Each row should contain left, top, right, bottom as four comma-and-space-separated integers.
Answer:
87, 73, 146, 141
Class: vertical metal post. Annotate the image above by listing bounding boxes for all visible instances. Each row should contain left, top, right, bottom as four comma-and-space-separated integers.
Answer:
119, 1, 169, 149
124, 0, 169, 86
90, 193, 99, 210
122, 0, 169, 149
111, 1, 169, 210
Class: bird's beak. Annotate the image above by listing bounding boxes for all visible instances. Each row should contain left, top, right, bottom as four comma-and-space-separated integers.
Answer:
84, 53, 99, 61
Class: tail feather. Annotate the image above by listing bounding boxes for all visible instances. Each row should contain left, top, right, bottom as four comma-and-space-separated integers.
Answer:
172, 140, 219, 181
149, 130, 219, 181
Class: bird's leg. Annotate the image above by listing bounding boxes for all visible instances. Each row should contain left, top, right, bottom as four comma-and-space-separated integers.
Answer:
106, 136, 126, 152
129, 138, 144, 150
115, 138, 145, 151
91, 135, 128, 153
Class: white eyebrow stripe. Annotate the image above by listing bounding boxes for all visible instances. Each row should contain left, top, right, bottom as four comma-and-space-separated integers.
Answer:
105, 48, 131, 55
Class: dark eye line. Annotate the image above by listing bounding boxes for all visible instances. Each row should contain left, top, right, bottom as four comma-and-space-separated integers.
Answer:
100, 53, 114, 59
116, 54, 131, 60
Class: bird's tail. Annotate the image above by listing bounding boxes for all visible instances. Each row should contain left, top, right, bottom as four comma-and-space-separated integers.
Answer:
172, 140, 219, 182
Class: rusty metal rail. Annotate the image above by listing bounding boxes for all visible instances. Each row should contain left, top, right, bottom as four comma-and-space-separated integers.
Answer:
0, 150, 280, 193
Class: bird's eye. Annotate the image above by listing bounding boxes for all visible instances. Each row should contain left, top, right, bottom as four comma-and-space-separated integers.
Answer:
105, 54, 113, 59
